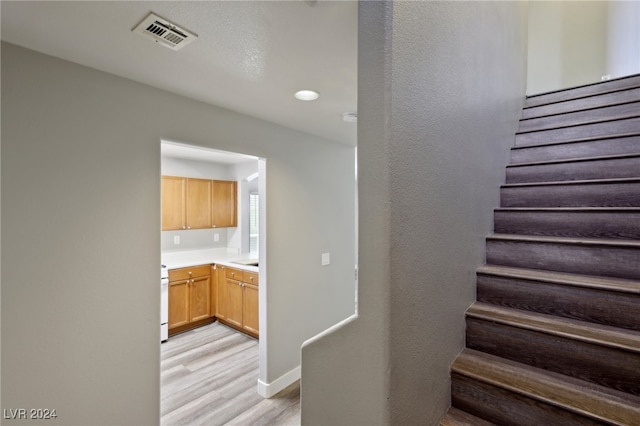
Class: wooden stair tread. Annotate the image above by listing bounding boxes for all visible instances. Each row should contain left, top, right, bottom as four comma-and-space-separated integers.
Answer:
495, 206, 640, 212
452, 348, 640, 425
477, 264, 640, 295
525, 74, 640, 108
525, 86, 640, 109
506, 152, 640, 168
516, 114, 640, 136
512, 131, 640, 150
487, 233, 640, 248
523, 88, 640, 119
501, 176, 640, 188
467, 302, 640, 354
519, 102, 640, 133
440, 407, 495, 426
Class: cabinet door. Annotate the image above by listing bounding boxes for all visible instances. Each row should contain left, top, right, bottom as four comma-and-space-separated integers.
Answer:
243, 283, 259, 336
211, 265, 218, 319
161, 176, 186, 230
212, 180, 237, 228
216, 266, 227, 320
168, 279, 189, 329
224, 278, 243, 328
186, 178, 212, 229
189, 275, 211, 322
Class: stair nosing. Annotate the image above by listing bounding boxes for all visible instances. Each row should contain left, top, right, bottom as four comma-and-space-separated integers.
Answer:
477, 264, 640, 295
487, 233, 640, 248
466, 302, 640, 354
511, 132, 640, 151
515, 114, 640, 136
501, 176, 640, 188
520, 99, 640, 123
506, 152, 640, 168
452, 348, 640, 425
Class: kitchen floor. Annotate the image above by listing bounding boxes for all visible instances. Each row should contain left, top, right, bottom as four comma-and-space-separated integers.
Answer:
161, 322, 300, 425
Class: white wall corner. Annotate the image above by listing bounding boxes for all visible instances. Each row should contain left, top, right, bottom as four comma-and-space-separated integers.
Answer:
257, 365, 301, 398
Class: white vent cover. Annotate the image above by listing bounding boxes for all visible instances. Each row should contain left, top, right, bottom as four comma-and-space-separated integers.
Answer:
132, 12, 197, 51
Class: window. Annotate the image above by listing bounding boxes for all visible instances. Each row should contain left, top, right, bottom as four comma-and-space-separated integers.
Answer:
249, 192, 259, 256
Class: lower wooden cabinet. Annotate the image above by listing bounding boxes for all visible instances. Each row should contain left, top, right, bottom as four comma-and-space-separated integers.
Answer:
168, 265, 213, 335
242, 281, 259, 336
168, 263, 258, 338
215, 265, 259, 338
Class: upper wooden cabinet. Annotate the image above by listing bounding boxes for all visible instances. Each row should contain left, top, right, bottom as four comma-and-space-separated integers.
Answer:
212, 180, 237, 228
186, 178, 212, 229
161, 176, 186, 231
162, 176, 237, 230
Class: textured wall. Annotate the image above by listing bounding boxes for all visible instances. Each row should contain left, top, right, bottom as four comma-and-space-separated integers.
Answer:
1, 42, 356, 425
301, 1, 527, 424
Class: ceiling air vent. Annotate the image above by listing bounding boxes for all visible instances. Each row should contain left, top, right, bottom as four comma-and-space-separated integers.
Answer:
132, 12, 197, 51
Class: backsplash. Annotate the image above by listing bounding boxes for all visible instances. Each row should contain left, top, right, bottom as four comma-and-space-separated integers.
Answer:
161, 228, 228, 252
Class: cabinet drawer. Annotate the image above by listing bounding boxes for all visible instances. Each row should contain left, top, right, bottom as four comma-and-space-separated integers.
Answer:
169, 265, 211, 281
243, 271, 259, 285
225, 267, 243, 281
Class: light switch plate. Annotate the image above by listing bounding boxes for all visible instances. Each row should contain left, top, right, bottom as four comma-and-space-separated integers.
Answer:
173, 235, 180, 245
214, 233, 219, 242
321, 252, 330, 266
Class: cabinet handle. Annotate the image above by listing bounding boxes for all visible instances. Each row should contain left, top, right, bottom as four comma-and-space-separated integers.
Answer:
182, 226, 186, 230
187, 226, 191, 230
189, 271, 192, 276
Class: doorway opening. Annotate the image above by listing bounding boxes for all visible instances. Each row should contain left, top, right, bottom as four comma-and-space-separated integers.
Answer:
159, 139, 273, 422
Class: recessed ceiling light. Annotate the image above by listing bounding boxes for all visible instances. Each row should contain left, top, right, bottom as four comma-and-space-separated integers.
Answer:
294, 90, 320, 101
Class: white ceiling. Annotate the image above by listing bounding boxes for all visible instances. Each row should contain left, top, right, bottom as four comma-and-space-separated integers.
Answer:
1, 1, 358, 149
161, 140, 259, 164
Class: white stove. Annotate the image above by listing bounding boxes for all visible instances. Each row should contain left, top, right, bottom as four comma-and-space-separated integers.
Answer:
161, 265, 169, 342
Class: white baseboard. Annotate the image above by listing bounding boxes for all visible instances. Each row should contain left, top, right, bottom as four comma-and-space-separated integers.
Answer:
256, 365, 301, 398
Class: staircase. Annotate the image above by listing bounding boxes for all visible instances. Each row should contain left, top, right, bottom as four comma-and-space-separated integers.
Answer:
441, 74, 640, 426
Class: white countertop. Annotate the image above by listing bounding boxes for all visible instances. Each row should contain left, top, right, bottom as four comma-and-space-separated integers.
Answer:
161, 248, 259, 272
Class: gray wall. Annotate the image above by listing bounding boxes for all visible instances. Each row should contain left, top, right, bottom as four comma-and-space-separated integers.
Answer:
1, 42, 356, 425
606, 1, 640, 80
528, 1, 640, 95
301, 1, 527, 424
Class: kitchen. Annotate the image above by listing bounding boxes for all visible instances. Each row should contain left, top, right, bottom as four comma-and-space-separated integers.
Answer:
160, 141, 262, 342
159, 141, 273, 423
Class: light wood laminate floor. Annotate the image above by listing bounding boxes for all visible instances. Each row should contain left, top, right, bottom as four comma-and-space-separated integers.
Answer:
161, 322, 300, 425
